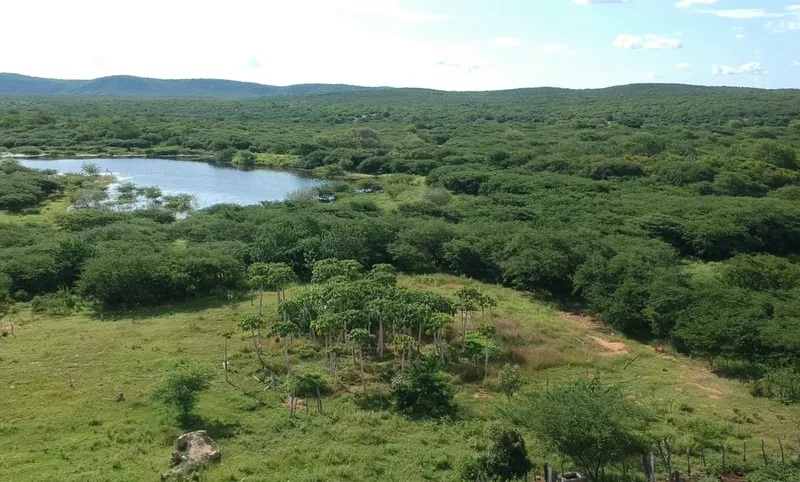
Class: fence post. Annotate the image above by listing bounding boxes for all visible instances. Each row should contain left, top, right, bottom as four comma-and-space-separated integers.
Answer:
544, 463, 553, 482
743, 440, 747, 463
762, 439, 768, 466
701, 447, 707, 469
779, 438, 785, 465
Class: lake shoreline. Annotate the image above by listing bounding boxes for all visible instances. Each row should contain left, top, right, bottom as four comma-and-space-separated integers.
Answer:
19, 157, 323, 207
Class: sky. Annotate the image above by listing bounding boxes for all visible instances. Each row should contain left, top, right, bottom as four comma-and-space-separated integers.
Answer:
1, 0, 798, 90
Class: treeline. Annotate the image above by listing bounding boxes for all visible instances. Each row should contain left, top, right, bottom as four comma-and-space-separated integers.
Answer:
3, 170, 800, 375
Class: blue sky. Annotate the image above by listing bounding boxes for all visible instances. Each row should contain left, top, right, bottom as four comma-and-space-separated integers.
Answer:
1, 0, 798, 90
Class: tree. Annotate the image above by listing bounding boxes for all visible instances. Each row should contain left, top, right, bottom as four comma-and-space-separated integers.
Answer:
498, 364, 523, 401
269, 321, 300, 374
428, 313, 454, 363
456, 286, 482, 342
462, 427, 533, 482
80, 162, 101, 176
248, 262, 297, 318
152, 365, 212, 424
392, 356, 455, 419
527, 379, 650, 482
348, 328, 374, 392
238, 314, 269, 378
478, 323, 498, 377
218, 330, 234, 382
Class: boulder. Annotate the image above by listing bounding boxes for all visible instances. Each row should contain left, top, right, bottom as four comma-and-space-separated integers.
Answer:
161, 430, 220, 480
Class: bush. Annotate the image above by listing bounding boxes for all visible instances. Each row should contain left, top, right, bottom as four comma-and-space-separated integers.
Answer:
527, 378, 650, 482
750, 368, 800, 404
720, 254, 800, 292
392, 357, 455, 419
30, 289, 79, 316
588, 160, 645, 179
461, 427, 532, 482
152, 365, 212, 422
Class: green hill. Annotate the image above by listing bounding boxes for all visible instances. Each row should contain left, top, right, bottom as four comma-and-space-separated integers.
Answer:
0, 73, 383, 99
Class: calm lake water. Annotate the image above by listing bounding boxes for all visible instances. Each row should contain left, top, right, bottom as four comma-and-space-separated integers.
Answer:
19, 158, 321, 207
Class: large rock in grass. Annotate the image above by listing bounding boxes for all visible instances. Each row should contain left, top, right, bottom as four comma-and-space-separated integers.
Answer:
161, 430, 220, 480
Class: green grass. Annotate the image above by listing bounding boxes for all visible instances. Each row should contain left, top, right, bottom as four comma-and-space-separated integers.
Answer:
1, 275, 798, 481
0, 198, 70, 225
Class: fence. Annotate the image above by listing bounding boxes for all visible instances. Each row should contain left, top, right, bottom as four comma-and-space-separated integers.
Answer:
538, 437, 800, 482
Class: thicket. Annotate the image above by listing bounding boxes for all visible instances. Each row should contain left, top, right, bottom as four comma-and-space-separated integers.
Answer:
1, 86, 800, 402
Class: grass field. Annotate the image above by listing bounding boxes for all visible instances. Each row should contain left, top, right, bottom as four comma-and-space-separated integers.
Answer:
1, 274, 798, 481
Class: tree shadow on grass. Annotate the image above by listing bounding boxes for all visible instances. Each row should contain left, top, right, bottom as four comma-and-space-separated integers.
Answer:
178, 414, 242, 439
87, 293, 249, 323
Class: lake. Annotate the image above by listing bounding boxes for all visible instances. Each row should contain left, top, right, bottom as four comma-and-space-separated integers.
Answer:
19, 158, 321, 207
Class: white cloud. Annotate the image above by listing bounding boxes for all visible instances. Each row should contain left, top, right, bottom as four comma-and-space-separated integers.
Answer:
612, 34, 683, 50
573, 0, 629, 4
646, 72, 663, 80
536, 44, 576, 55
696, 9, 783, 19
793, 61, 800, 67
676, 63, 691, 69
766, 20, 800, 33
491, 36, 524, 47
675, 0, 717, 8
736, 33, 746, 39
712, 62, 768, 75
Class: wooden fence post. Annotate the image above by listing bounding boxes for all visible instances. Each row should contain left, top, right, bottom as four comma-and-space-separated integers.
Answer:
779, 438, 785, 465
743, 440, 747, 463
762, 439, 768, 466
701, 447, 707, 469
544, 463, 553, 482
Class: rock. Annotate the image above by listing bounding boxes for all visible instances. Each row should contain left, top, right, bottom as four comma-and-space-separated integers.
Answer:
116, 392, 125, 402
161, 430, 220, 480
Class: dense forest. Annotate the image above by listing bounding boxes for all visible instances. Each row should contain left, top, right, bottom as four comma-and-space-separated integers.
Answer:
2, 85, 800, 481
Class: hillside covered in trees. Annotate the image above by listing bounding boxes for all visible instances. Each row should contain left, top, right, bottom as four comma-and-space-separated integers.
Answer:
0, 73, 383, 98
2, 85, 800, 481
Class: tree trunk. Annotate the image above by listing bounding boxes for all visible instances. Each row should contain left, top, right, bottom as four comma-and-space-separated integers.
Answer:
484, 346, 489, 378
252, 330, 268, 379
224, 338, 229, 382
378, 317, 384, 357
359, 347, 366, 392
258, 286, 264, 317
417, 325, 422, 346
285, 343, 291, 374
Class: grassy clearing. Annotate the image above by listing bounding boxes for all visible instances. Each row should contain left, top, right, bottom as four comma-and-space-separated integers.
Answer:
0, 198, 70, 225
1, 275, 798, 481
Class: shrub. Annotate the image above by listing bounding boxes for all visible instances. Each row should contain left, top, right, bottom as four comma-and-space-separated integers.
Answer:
152, 365, 212, 423
527, 378, 650, 482
392, 356, 455, 419
750, 368, 800, 404
461, 427, 532, 482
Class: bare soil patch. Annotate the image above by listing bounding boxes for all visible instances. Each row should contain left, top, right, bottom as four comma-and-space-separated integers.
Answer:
591, 336, 629, 356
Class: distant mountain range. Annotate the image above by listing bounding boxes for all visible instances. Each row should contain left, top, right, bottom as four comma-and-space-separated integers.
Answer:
0, 73, 385, 98
0, 73, 789, 100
